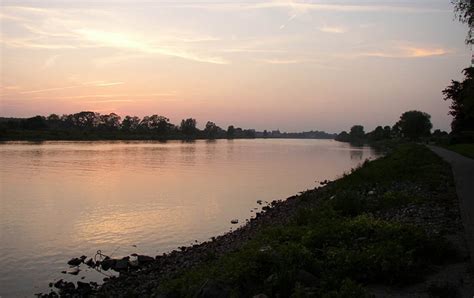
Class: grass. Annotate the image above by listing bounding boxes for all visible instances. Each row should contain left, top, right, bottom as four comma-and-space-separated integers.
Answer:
447, 143, 474, 159
156, 144, 457, 297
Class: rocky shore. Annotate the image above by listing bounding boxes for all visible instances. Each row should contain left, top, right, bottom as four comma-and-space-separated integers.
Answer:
40, 144, 473, 297
40, 183, 329, 297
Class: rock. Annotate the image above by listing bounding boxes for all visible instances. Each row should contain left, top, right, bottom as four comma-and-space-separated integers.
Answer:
76, 281, 92, 295
85, 258, 95, 268
113, 258, 129, 271
196, 280, 229, 298
296, 269, 318, 286
54, 279, 64, 289
67, 257, 82, 266
257, 200, 263, 205
101, 258, 116, 271
253, 294, 268, 298
231, 219, 239, 224
137, 255, 155, 265
67, 267, 80, 275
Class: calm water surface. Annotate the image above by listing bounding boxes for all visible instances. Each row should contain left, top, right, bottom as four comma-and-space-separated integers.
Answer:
0, 139, 380, 297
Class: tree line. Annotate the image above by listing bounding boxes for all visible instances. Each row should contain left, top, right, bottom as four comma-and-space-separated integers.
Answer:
335, 110, 449, 144
0, 111, 334, 141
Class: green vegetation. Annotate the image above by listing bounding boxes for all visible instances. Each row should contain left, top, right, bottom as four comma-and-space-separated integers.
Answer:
156, 144, 458, 297
447, 143, 474, 159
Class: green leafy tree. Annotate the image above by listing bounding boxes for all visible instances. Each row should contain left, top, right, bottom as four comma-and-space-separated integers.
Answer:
395, 111, 432, 140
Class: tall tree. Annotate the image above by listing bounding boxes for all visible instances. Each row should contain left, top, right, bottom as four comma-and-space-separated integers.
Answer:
443, 67, 474, 134
180, 118, 198, 137
227, 125, 235, 139
395, 110, 432, 140
349, 125, 365, 140
453, 0, 474, 44
204, 121, 221, 139
122, 116, 141, 131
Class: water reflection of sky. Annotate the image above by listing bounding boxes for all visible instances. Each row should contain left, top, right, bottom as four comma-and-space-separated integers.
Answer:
0, 139, 380, 297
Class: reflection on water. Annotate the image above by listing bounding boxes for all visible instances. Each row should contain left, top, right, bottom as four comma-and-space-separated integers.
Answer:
0, 139, 379, 297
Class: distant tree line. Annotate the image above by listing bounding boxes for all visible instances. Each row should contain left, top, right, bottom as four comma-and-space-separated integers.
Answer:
0, 111, 334, 141
335, 110, 448, 144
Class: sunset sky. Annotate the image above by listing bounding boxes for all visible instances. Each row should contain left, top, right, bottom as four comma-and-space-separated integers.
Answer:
0, 0, 471, 132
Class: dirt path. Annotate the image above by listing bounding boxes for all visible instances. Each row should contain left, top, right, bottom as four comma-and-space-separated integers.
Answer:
428, 145, 474, 263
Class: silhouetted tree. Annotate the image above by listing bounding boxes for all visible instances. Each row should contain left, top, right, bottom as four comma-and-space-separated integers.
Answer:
140, 115, 173, 134
227, 125, 235, 139
453, 0, 474, 44
204, 121, 221, 139
335, 131, 350, 142
46, 114, 61, 129
443, 67, 474, 134
22, 116, 47, 130
122, 116, 141, 131
99, 113, 121, 130
395, 110, 432, 140
71, 111, 101, 129
350, 125, 365, 140
383, 126, 391, 139
180, 118, 197, 137
368, 126, 384, 141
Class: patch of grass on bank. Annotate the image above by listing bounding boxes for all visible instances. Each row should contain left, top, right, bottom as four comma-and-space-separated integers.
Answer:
447, 144, 474, 159
158, 144, 457, 297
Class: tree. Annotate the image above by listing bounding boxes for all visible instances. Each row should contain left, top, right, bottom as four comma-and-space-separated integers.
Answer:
22, 116, 47, 130
335, 131, 350, 142
99, 113, 121, 130
368, 126, 384, 141
443, 68, 474, 134
71, 111, 101, 129
122, 116, 141, 131
453, 0, 474, 44
204, 121, 221, 139
395, 110, 432, 140
227, 125, 235, 139
180, 118, 197, 137
349, 125, 365, 140
383, 126, 391, 139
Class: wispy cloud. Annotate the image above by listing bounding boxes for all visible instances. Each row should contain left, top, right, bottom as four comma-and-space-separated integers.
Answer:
20, 81, 125, 94
360, 46, 449, 58
319, 25, 347, 34
33, 93, 177, 99
0, 6, 229, 65
74, 29, 229, 64
146, 1, 448, 13
92, 81, 124, 87
259, 58, 304, 64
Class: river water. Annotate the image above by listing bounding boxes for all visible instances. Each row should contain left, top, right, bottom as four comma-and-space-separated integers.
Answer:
0, 139, 380, 297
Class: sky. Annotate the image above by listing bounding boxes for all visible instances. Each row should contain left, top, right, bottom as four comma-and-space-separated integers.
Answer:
0, 0, 472, 132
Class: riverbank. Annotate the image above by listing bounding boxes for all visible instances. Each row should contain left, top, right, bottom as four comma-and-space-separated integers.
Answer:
41, 144, 473, 297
